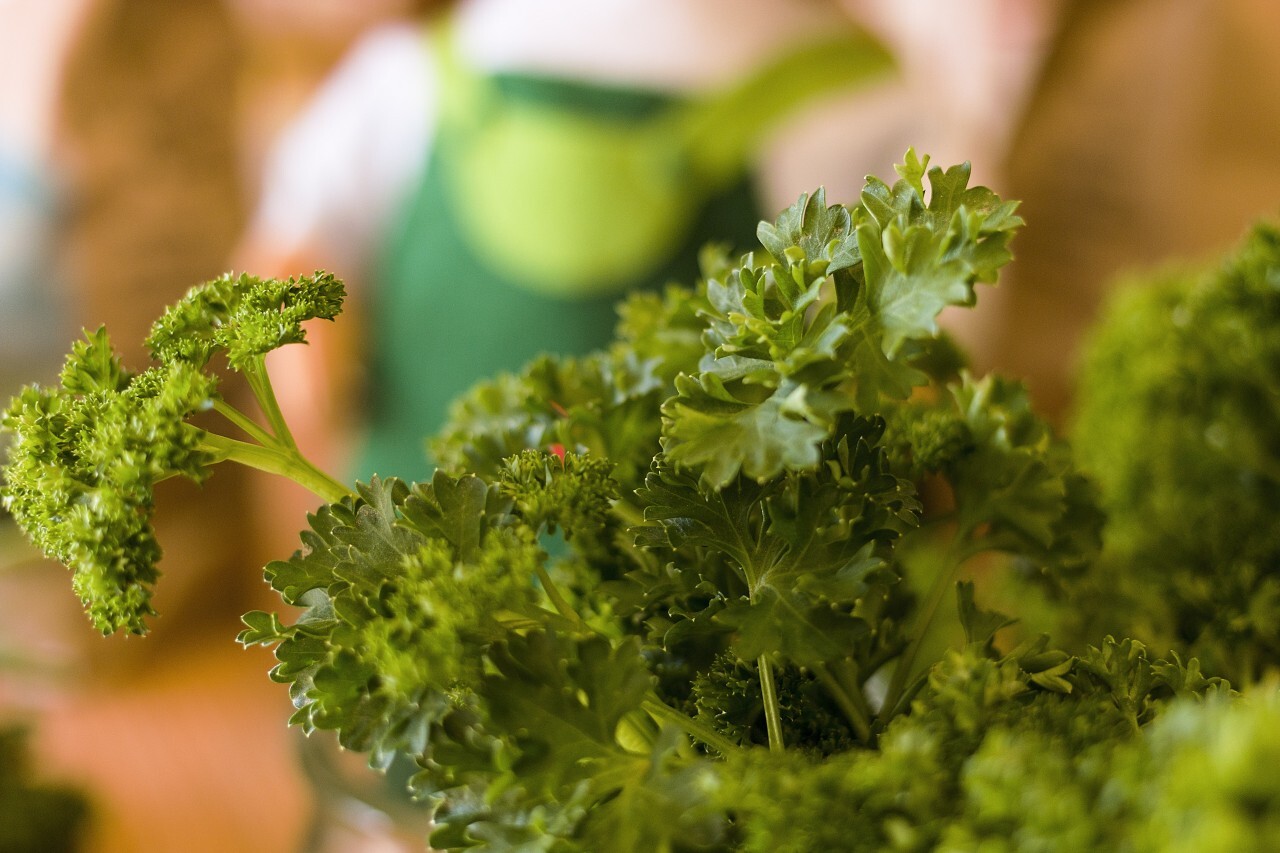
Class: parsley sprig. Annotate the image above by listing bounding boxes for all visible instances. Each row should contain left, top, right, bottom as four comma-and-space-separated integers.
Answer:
9, 153, 1260, 851
1, 272, 349, 634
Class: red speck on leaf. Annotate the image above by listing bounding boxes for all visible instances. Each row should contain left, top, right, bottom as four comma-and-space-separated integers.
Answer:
548, 443, 567, 463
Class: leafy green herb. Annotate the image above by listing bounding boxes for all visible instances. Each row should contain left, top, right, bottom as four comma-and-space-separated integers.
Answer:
8, 154, 1272, 851
1, 272, 348, 634
1067, 223, 1280, 683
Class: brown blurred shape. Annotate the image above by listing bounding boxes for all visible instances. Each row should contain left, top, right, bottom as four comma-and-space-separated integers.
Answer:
995, 0, 1280, 424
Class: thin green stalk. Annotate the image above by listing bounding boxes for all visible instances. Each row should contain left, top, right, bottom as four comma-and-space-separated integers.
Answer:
211, 399, 277, 447
730, 534, 784, 753
879, 531, 977, 723
812, 662, 871, 743
641, 697, 740, 757
864, 639, 908, 678
536, 565, 584, 628
878, 671, 929, 729
833, 658, 873, 722
492, 614, 545, 632
757, 654, 786, 753
241, 355, 298, 452
197, 430, 348, 504
610, 499, 646, 528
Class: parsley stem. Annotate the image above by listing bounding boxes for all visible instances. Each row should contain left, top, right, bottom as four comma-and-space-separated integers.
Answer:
535, 565, 584, 627
834, 658, 871, 711
197, 431, 349, 504
757, 654, 786, 753
879, 530, 975, 723
641, 697, 739, 757
879, 672, 929, 727
813, 662, 871, 743
610, 499, 646, 528
241, 355, 298, 452
211, 399, 276, 447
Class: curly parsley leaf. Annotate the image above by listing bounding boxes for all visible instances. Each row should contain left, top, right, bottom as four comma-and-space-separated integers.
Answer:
660, 152, 1021, 492
1, 329, 216, 633
640, 417, 916, 669
857, 151, 1022, 356
1, 271, 350, 634
243, 475, 545, 766
483, 633, 652, 798
146, 270, 344, 369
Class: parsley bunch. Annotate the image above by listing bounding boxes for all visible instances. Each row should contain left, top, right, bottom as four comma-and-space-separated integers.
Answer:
7, 154, 1269, 850
1066, 223, 1280, 683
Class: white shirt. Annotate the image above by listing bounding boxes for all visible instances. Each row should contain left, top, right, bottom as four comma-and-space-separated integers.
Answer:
247, 0, 1014, 277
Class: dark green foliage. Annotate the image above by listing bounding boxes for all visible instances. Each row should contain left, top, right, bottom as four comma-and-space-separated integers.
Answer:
1071, 223, 1280, 681
721, 639, 1230, 853
691, 654, 859, 756
232, 153, 1116, 849
0, 725, 87, 853
15, 153, 1276, 851
240, 474, 545, 766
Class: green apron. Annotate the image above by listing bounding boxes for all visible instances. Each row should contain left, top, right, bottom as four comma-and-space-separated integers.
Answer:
356, 28, 890, 482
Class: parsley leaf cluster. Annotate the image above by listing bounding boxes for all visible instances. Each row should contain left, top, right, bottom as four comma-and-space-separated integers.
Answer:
8, 154, 1280, 851
2, 272, 348, 633
1063, 223, 1280, 683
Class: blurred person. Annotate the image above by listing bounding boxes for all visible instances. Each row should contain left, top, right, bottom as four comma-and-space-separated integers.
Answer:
237, 0, 914, 494
234, 3, 903, 848
228, 0, 450, 184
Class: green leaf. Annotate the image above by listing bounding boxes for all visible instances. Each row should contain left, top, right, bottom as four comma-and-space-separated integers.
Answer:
945, 374, 1096, 567
483, 633, 652, 799
855, 154, 1022, 357
400, 471, 496, 562
146, 270, 345, 369
575, 730, 727, 852
237, 610, 288, 646
757, 188, 860, 273
955, 580, 1015, 650
635, 458, 771, 564
858, 217, 975, 356
263, 495, 361, 605
716, 586, 864, 664
662, 375, 831, 488
640, 421, 912, 668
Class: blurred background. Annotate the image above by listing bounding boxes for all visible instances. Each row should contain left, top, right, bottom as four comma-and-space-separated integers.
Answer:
0, 0, 1276, 850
